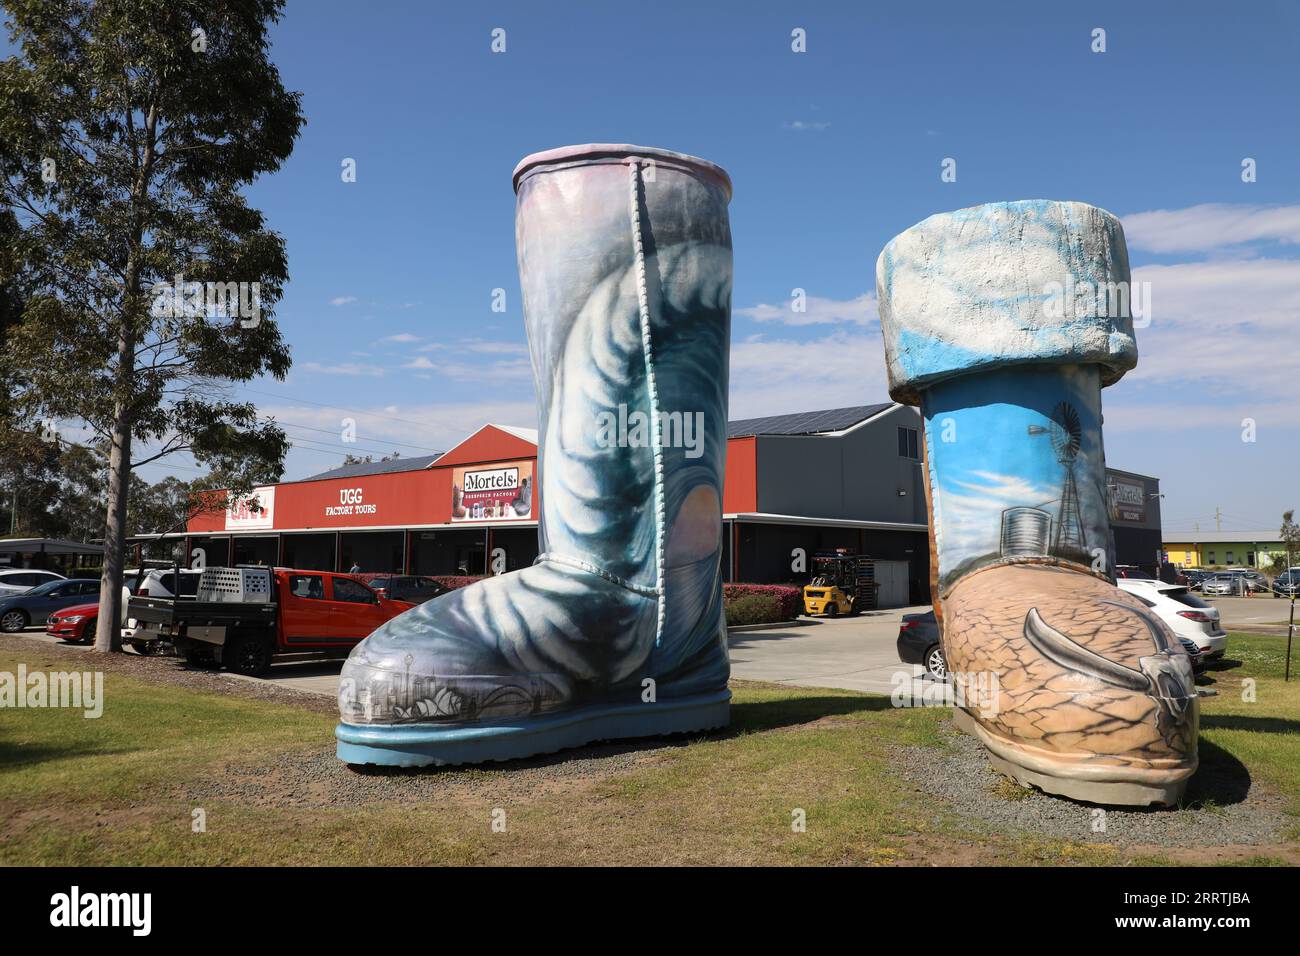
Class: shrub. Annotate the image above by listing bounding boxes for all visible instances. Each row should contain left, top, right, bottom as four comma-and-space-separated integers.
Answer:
725, 593, 781, 627
429, 575, 484, 592
724, 583, 802, 622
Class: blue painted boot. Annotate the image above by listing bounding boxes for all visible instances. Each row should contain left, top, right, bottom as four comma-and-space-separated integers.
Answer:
337, 145, 734, 766
877, 200, 1198, 806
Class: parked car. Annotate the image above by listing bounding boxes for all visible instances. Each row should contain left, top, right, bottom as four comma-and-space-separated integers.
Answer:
0, 579, 101, 633
896, 609, 944, 679
129, 567, 202, 598
1272, 569, 1300, 598
45, 601, 100, 644
1230, 569, 1270, 593
122, 567, 202, 641
1117, 578, 1227, 658
1178, 636, 1207, 676
128, 567, 417, 675
1202, 573, 1240, 596
1181, 569, 1208, 591
0, 568, 66, 597
351, 573, 448, 605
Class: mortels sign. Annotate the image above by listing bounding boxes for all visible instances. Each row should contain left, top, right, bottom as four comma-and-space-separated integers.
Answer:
326, 487, 378, 518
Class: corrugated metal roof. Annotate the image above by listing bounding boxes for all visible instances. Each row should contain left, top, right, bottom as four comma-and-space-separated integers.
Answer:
300, 452, 442, 482
0, 538, 105, 554
295, 405, 899, 481
726, 403, 895, 439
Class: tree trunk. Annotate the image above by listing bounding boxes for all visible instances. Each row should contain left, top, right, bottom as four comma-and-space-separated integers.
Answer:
95, 327, 135, 653
94, 104, 156, 654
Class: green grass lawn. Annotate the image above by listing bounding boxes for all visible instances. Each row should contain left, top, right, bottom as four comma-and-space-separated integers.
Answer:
1, 633, 1296, 866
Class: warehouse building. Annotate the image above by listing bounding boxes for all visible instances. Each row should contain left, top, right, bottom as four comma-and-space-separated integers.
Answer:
183, 404, 1162, 608
1162, 531, 1293, 571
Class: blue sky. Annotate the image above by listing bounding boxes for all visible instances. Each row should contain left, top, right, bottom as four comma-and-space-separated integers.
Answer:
10, 0, 1300, 533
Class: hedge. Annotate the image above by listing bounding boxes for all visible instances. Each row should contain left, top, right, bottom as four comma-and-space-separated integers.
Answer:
419, 577, 804, 624
723, 583, 803, 624
429, 575, 484, 592
724, 593, 780, 626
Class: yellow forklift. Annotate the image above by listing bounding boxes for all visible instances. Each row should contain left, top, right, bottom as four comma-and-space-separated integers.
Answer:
802, 550, 876, 617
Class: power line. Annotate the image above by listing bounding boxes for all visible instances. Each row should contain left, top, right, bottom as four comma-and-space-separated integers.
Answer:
240, 384, 473, 435
277, 420, 440, 454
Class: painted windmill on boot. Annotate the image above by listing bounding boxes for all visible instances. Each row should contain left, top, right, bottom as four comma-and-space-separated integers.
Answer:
1022, 401, 1088, 564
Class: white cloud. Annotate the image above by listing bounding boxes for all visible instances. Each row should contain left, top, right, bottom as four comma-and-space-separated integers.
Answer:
726, 254, 1300, 435
299, 361, 386, 377
933, 470, 1060, 572
329, 296, 358, 307
784, 120, 831, 132
735, 292, 878, 327
460, 339, 528, 355
382, 333, 420, 343
1125, 257, 1300, 385
729, 329, 892, 419
1123, 203, 1300, 254
400, 353, 530, 384
264, 399, 538, 476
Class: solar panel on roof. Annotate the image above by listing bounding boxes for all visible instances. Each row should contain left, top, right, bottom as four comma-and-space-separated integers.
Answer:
299, 452, 442, 482
726, 403, 893, 438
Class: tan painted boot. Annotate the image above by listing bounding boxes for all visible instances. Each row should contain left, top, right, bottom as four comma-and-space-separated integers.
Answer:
876, 200, 1198, 806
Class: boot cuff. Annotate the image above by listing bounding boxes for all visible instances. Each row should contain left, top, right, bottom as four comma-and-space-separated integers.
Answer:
876, 200, 1138, 404
513, 143, 732, 200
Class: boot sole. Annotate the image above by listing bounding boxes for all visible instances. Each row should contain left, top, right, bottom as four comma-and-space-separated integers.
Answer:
952, 708, 1195, 807
336, 689, 731, 767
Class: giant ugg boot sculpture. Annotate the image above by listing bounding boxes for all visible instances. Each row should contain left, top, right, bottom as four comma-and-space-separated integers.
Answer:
336, 145, 734, 766
877, 200, 1198, 805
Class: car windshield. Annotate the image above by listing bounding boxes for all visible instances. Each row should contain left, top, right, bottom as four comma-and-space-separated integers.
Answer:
25, 580, 68, 596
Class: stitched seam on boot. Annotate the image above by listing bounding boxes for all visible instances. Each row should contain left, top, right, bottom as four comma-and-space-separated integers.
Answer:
628, 160, 668, 646
534, 551, 661, 598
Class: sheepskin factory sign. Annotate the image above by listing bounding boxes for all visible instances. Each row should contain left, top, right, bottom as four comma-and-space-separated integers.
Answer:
451, 461, 534, 521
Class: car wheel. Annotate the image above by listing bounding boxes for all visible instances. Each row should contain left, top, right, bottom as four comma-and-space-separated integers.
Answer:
183, 647, 215, 667
0, 609, 28, 633
225, 635, 273, 677
826, 602, 839, 618
80, 618, 97, 644
925, 644, 947, 680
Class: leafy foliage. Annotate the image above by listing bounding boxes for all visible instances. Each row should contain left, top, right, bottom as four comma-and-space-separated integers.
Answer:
0, 1, 304, 647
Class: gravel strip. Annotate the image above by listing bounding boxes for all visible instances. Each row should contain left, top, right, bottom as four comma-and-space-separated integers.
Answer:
179, 738, 691, 809
891, 719, 1290, 846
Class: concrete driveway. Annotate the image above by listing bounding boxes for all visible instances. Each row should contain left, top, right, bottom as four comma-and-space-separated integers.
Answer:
1204, 595, 1299, 632
728, 607, 930, 694
7, 605, 939, 698
230, 605, 933, 699
17, 594, 1290, 700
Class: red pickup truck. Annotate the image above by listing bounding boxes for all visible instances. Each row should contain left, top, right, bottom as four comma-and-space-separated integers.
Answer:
127, 568, 416, 676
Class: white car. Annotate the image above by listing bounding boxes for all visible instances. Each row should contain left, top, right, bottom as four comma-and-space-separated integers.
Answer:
122, 567, 202, 640
1118, 578, 1228, 658
0, 568, 66, 597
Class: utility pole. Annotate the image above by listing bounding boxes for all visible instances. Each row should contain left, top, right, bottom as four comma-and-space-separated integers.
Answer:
1215, 507, 1222, 532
